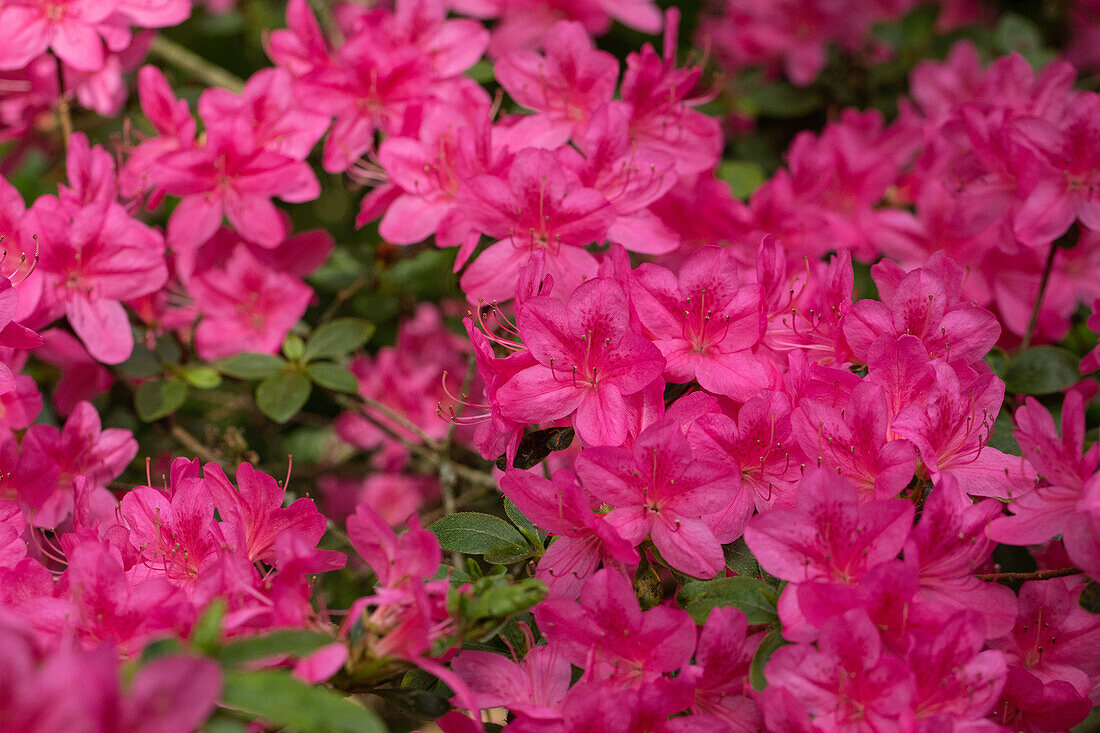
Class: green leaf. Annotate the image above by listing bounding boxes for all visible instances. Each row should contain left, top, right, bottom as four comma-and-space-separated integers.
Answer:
1080, 581, 1100, 614
677, 576, 780, 625
459, 576, 547, 621
255, 371, 312, 424
503, 497, 544, 544
723, 538, 764, 579
191, 599, 225, 655
1003, 346, 1080, 395
216, 630, 337, 667
117, 344, 162, 378
987, 410, 1022, 456
135, 379, 189, 421
307, 362, 361, 393
750, 628, 788, 691
747, 83, 823, 118
220, 670, 385, 733
717, 160, 765, 199
483, 544, 534, 565
215, 353, 287, 380
282, 333, 305, 360
496, 427, 575, 471
430, 512, 528, 554
182, 365, 222, 389
305, 318, 376, 361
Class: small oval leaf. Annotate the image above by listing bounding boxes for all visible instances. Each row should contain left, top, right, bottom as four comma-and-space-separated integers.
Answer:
255, 372, 312, 424
1004, 346, 1080, 395
135, 379, 189, 421
221, 670, 385, 733
430, 512, 527, 554
305, 318, 376, 361
677, 576, 780, 625
215, 353, 287, 380
307, 362, 361, 393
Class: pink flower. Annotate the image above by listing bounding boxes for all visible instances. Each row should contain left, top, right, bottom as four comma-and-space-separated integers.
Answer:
844, 253, 1001, 365
157, 114, 320, 250
1014, 92, 1100, 246
500, 467, 637, 598
792, 381, 918, 499
905, 475, 1018, 637
534, 567, 695, 685
686, 390, 803, 510
27, 134, 167, 364
188, 247, 313, 360
573, 418, 739, 578
205, 462, 326, 564
989, 391, 1100, 579
456, 148, 616, 302
686, 606, 762, 728
744, 468, 914, 584
629, 246, 770, 400
451, 644, 571, 725
496, 277, 664, 446
764, 610, 915, 731
892, 360, 1035, 499
16, 401, 136, 528
494, 21, 618, 149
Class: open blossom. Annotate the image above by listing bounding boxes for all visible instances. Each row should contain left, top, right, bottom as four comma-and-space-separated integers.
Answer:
496, 277, 664, 447
500, 467, 637, 598
456, 148, 616, 302
629, 246, 770, 400
574, 419, 742, 578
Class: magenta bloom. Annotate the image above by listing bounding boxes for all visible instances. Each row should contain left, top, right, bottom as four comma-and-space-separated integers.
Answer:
893, 360, 1035, 499
989, 391, 1100, 579
500, 467, 637, 598
16, 401, 137, 528
765, 610, 914, 731
844, 253, 1001, 365
687, 390, 804, 510
534, 568, 696, 685
457, 149, 616, 302
792, 381, 918, 499
1014, 92, 1100, 245
27, 134, 167, 364
497, 277, 664, 447
188, 246, 313, 360
158, 119, 320, 250
494, 21, 618, 149
744, 469, 914, 584
574, 418, 741, 578
630, 246, 770, 400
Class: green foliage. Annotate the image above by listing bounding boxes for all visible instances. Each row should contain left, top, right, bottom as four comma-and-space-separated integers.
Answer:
307, 362, 361, 393
1081, 581, 1100, 614
215, 353, 287, 379
1004, 346, 1081, 395
135, 378, 189, 421
256, 371, 313, 423
220, 671, 387, 733
215, 630, 338, 667
750, 628, 789, 691
677, 576, 781, 625
305, 318, 376, 361
496, 427, 575, 471
430, 512, 528, 554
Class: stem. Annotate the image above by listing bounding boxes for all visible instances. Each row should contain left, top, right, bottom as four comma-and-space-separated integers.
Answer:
317, 273, 373, 325
1021, 240, 1059, 349
169, 419, 232, 469
975, 566, 1082, 582
149, 35, 245, 93
55, 63, 72, 150
439, 356, 476, 566
359, 394, 440, 450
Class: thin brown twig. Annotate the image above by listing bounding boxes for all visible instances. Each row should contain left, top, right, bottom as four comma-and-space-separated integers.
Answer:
1021, 236, 1061, 350
149, 35, 245, 93
359, 394, 440, 450
318, 273, 373, 325
168, 420, 232, 469
975, 566, 1082, 582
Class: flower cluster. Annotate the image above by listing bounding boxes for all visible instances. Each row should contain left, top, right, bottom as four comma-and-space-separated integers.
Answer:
0, 0, 1098, 731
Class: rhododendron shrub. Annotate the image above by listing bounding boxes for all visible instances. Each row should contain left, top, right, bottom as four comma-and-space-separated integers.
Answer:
1, 1, 1100, 731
